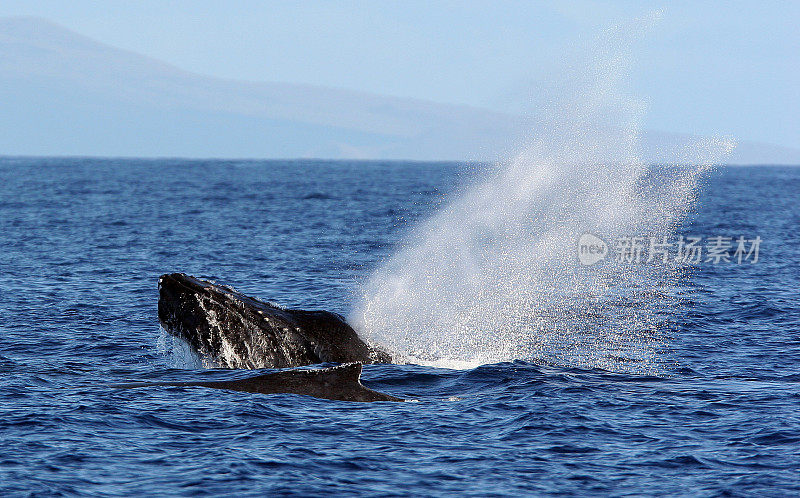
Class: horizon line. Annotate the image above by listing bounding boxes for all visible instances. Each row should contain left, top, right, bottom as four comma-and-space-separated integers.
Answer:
0, 154, 797, 167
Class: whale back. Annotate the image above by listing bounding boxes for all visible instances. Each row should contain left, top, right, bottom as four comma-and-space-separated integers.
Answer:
116, 362, 403, 402
197, 362, 402, 402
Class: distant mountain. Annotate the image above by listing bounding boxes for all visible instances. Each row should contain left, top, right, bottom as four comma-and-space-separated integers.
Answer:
0, 17, 797, 164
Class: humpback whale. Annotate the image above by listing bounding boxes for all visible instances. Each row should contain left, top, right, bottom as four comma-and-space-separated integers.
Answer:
158, 273, 391, 369
118, 362, 403, 402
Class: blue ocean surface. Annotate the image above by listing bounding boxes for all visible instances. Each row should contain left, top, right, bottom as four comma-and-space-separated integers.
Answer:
0, 158, 798, 496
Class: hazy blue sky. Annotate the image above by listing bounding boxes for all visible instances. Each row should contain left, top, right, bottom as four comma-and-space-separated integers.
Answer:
1, 1, 797, 149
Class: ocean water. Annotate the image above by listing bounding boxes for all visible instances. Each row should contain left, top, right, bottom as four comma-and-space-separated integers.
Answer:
1, 157, 799, 496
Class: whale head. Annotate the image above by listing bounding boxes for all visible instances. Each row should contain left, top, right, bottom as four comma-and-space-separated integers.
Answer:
158, 273, 392, 369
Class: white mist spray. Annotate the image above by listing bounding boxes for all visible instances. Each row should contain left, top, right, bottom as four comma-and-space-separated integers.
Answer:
350, 14, 733, 371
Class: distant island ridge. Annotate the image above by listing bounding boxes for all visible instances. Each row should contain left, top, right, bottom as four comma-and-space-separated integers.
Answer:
1, 16, 798, 164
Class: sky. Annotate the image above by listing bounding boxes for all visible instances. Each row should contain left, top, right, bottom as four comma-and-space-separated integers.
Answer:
0, 1, 797, 149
